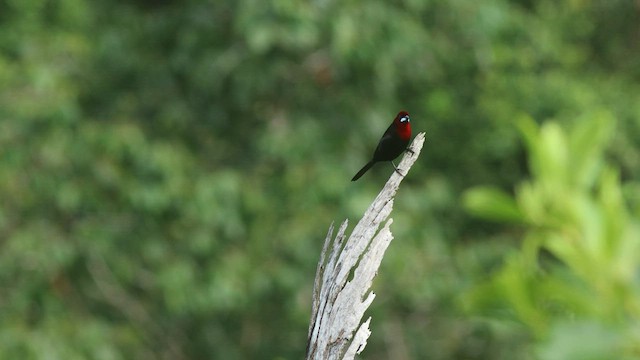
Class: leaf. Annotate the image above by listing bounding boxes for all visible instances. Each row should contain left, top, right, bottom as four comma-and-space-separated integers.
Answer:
538, 320, 623, 360
463, 186, 524, 223
569, 111, 615, 189
538, 122, 569, 187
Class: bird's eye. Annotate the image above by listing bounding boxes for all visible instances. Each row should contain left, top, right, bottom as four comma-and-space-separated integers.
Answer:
401, 116, 410, 123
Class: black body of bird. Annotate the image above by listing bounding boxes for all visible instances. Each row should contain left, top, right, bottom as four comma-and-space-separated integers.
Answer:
351, 111, 412, 181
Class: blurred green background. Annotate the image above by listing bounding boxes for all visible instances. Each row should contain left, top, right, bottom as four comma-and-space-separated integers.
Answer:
2, 0, 640, 359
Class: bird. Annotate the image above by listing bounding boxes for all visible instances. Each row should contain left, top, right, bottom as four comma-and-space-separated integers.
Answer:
351, 111, 412, 181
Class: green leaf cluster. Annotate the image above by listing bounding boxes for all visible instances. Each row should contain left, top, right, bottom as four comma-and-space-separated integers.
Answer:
464, 116, 640, 359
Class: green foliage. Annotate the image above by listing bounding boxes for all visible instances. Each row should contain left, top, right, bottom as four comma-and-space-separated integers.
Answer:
464, 116, 640, 359
1, 0, 640, 358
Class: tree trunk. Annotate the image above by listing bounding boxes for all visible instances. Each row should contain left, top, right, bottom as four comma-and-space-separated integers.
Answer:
306, 132, 426, 360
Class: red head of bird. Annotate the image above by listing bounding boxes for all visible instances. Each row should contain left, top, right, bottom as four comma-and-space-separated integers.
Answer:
394, 111, 411, 141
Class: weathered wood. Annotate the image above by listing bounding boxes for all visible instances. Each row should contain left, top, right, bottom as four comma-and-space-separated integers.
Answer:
306, 132, 426, 360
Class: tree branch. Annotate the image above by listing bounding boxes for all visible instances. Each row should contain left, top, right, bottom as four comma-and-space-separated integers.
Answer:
306, 132, 426, 360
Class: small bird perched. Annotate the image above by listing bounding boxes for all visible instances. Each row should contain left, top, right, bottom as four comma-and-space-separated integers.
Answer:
351, 111, 412, 181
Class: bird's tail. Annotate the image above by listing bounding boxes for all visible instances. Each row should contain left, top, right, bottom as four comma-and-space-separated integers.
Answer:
351, 161, 376, 181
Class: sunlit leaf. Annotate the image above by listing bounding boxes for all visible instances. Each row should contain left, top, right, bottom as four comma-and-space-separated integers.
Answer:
464, 186, 524, 223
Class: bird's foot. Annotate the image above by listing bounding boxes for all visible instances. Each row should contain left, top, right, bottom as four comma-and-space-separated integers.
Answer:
405, 147, 415, 155
391, 161, 404, 176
